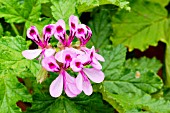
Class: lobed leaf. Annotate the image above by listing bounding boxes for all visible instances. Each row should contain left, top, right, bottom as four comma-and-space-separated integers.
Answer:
0, 70, 32, 113
0, 36, 41, 78
77, 0, 130, 14
99, 45, 166, 112
87, 9, 112, 49
27, 92, 114, 113
111, 0, 168, 51
125, 57, 162, 73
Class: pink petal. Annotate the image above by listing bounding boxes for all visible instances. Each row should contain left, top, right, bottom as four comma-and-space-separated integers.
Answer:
82, 76, 93, 96
65, 71, 81, 95
83, 68, 104, 83
65, 86, 77, 97
91, 59, 102, 70
94, 53, 105, 62
50, 73, 63, 97
42, 56, 60, 72
22, 49, 42, 60
76, 72, 83, 91
55, 50, 63, 63
27, 26, 39, 40
54, 20, 66, 45
69, 15, 78, 31
70, 58, 83, 72
43, 24, 55, 46
44, 48, 55, 57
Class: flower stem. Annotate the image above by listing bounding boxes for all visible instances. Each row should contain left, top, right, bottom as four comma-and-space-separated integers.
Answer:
10, 23, 19, 36
23, 24, 26, 38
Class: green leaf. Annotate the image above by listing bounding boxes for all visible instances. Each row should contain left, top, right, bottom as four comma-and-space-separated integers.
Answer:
125, 57, 162, 73
77, 0, 130, 14
87, 9, 112, 49
100, 45, 126, 78
149, 0, 169, 6
0, 70, 32, 113
103, 92, 170, 113
0, 36, 41, 78
50, 0, 77, 27
0, 0, 41, 23
99, 45, 165, 112
27, 91, 114, 113
111, 0, 168, 51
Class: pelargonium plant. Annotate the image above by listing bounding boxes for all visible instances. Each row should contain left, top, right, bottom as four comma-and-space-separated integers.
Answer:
22, 15, 105, 98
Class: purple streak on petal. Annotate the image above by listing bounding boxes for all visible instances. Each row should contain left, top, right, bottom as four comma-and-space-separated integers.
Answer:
67, 15, 79, 46
22, 49, 42, 60
83, 68, 104, 83
42, 56, 60, 72
50, 73, 63, 97
44, 48, 55, 57
43, 24, 55, 46
54, 20, 67, 46
27, 26, 44, 48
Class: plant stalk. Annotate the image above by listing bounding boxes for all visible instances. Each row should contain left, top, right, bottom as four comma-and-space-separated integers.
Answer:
10, 23, 19, 36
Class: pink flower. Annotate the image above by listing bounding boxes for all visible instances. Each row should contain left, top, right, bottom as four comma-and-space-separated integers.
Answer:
70, 53, 104, 95
55, 47, 83, 69
76, 24, 92, 46
54, 15, 78, 47
22, 25, 55, 60
42, 56, 81, 97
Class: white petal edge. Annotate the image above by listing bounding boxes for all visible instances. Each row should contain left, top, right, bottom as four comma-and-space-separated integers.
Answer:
44, 48, 55, 57
49, 73, 63, 97
22, 49, 42, 60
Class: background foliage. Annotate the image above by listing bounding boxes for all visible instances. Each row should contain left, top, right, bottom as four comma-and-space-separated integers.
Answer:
0, 0, 170, 113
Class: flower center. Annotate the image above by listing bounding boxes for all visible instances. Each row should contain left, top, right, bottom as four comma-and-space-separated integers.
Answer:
48, 62, 56, 69
56, 26, 63, 33
30, 29, 36, 36
78, 28, 84, 34
46, 27, 51, 34
71, 22, 75, 29
75, 62, 81, 68
65, 54, 72, 62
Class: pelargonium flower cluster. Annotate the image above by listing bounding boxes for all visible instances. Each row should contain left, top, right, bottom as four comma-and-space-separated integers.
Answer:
22, 15, 105, 98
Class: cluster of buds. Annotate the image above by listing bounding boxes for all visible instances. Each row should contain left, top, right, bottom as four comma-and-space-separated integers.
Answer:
22, 15, 105, 98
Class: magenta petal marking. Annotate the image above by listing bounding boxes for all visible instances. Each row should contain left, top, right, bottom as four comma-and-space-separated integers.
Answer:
69, 15, 78, 31
70, 58, 83, 72
22, 49, 42, 60
27, 26, 44, 47
43, 24, 55, 46
42, 56, 60, 72
54, 19, 67, 45
50, 73, 63, 97
44, 48, 55, 57
83, 68, 104, 83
